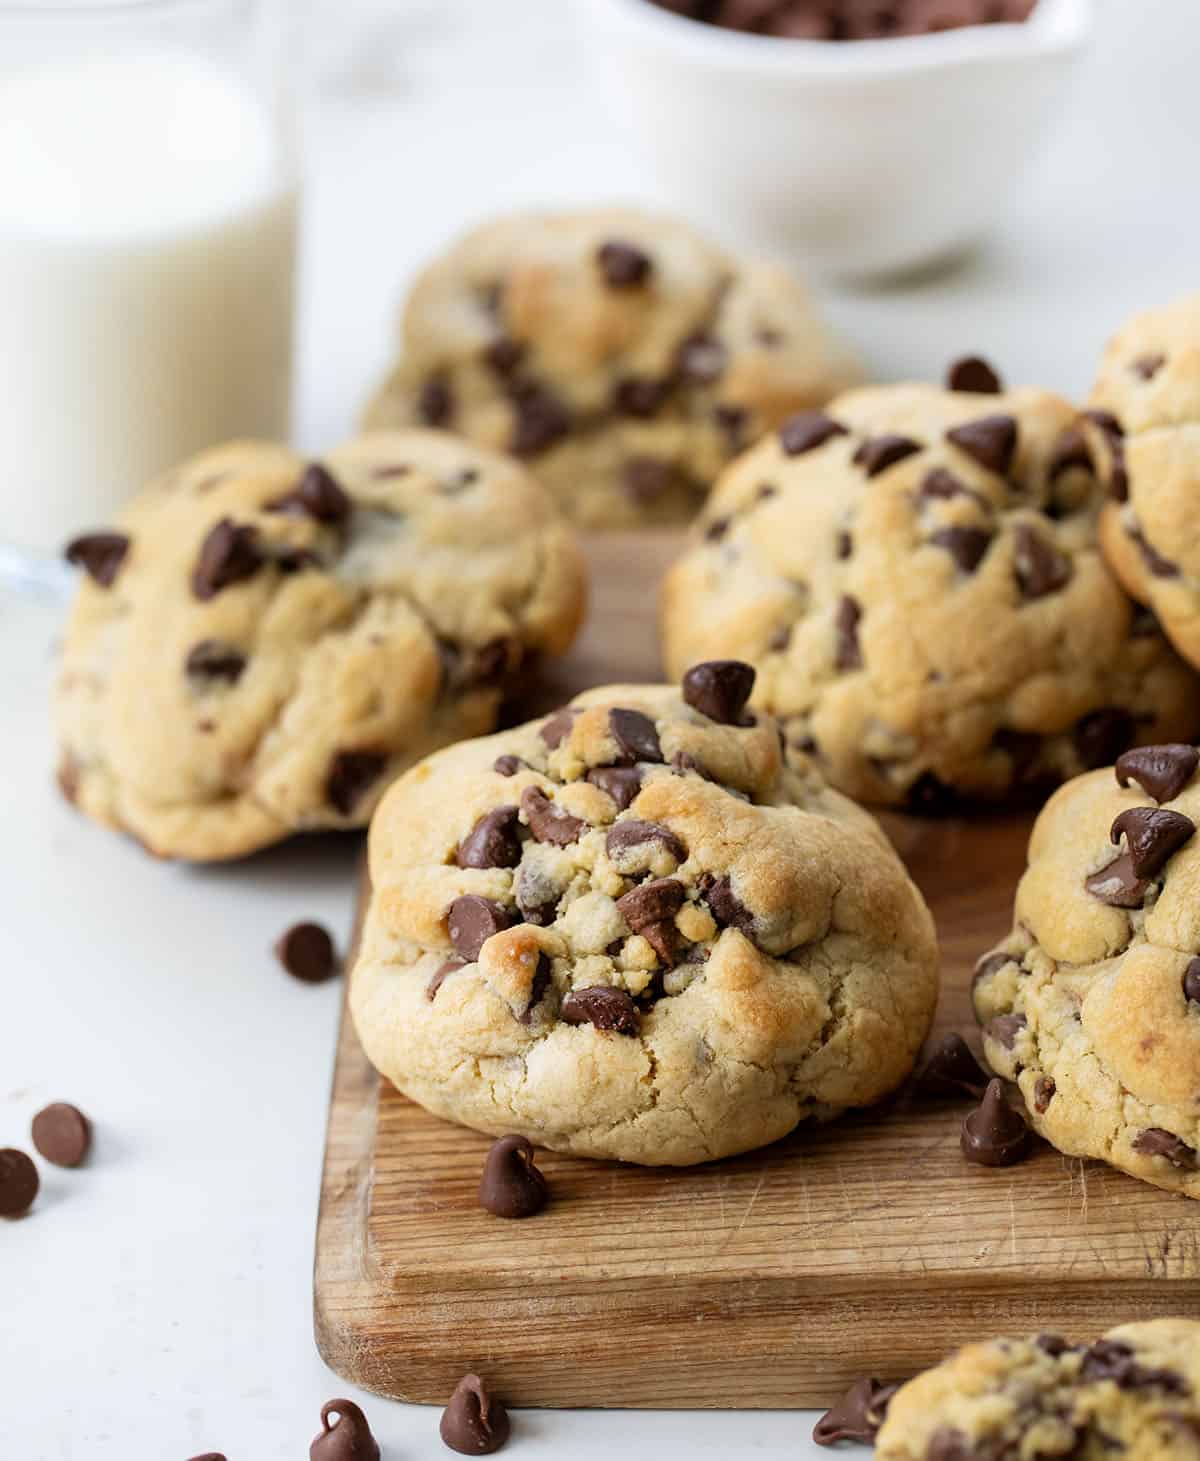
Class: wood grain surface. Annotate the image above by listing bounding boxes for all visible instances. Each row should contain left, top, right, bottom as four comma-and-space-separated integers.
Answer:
314, 531, 1200, 1410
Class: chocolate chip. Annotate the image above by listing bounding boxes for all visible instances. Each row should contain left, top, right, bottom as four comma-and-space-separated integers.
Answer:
510, 382, 570, 456
1129, 521, 1180, 578
457, 806, 522, 869
993, 727, 1041, 781
1110, 806, 1195, 879
539, 706, 579, 749
447, 895, 512, 962
1132, 1127, 1199, 1171
618, 877, 686, 937
597, 239, 652, 288
326, 750, 387, 816
682, 659, 756, 724
623, 456, 679, 504
984, 1012, 1026, 1050
267, 464, 352, 524
30, 1103, 91, 1168
609, 707, 663, 764
1036, 1333, 1073, 1357
309, 1398, 380, 1461
852, 433, 921, 477
676, 333, 727, 383
521, 786, 586, 846
1108, 439, 1130, 501
1132, 352, 1166, 380
779, 411, 848, 456
440, 1374, 510, 1455
926, 1428, 974, 1461
931, 525, 993, 573
836, 529, 852, 560
417, 375, 455, 427
560, 985, 641, 1036
483, 336, 525, 375
606, 819, 687, 864
1048, 427, 1093, 481
834, 595, 862, 670
1085, 408, 1125, 438
493, 754, 524, 777
614, 375, 671, 419
275, 922, 338, 983
704, 516, 730, 542
1013, 524, 1072, 599
187, 1454, 229, 1460
918, 467, 979, 504
961, 1079, 1030, 1167
945, 355, 1002, 394
905, 770, 957, 815
191, 518, 263, 600
812, 1376, 900, 1447
0, 1148, 38, 1217
428, 958, 464, 1000
946, 413, 1018, 475
713, 403, 748, 453
700, 872, 754, 934
1080, 1339, 1190, 1396
185, 640, 246, 684
1115, 744, 1199, 804
1033, 1076, 1055, 1113
915, 1033, 988, 1100
478, 1134, 548, 1219
972, 951, 1013, 990
64, 531, 130, 587
1184, 958, 1200, 1005
586, 765, 642, 810
1074, 707, 1136, 769
1085, 851, 1150, 908
671, 750, 713, 779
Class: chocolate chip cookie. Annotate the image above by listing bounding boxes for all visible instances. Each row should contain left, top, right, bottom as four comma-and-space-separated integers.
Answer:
1090, 293, 1200, 672
875, 1320, 1200, 1460
661, 375, 1200, 810
56, 433, 586, 861
974, 744, 1200, 1199
349, 663, 938, 1165
362, 208, 860, 528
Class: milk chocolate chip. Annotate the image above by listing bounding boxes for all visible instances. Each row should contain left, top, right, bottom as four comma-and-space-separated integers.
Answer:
521, 786, 586, 846
915, 1033, 988, 1100
0, 1148, 38, 1217
1115, 744, 1199, 804
834, 595, 862, 670
779, 411, 848, 456
185, 640, 246, 684
1013, 524, 1071, 599
597, 239, 652, 288
945, 355, 1002, 394
267, 464, 351, 524
1132, 1127, 1198, 1171
586, 765, 642, 810
609, 707, 663, 764
447, 895, 512, 962
852, 433, 921, 477
31, 1103, 92, 1168
326, 750, 387, 815
961, 1079, 1030, 1166
682, 659, 756, 725
440, 1374, 510, 1455
1109, 806, 1195, 879
560, 985, 641, 1036
309, 1398, 380, 1461
191, 519, 263, 600
946, 414, 1018, 475
812, 1376, 900, 1447
479, 1134, 548, 1219
1085, 851, 1150, 908
606, 819, 687, 862
510, 381, 570, 456
65, 531, 130, 587
457, 806, 522, 869
275, 922, 339, 983
931, 525, 992, 573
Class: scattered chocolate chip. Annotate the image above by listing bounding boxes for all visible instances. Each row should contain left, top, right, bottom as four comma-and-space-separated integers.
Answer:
1086, 408, 1125, 437
961, 1078, 1030, 1167
1130, 603, 1159, 638
447, 895, 512, 962
609, 707, 663, 764
479, 1134, 548, 1219
1115, 744, 1199, 804
1110, 806, 1195, 879
1132, 1127, 1198, 1171
428, 958, 464, 1000
483, 336, 525, 375
700, 872, 754, 934
834, 595, 862, 670
309, 1398, 380, 1461
915, 1033, 988, 1100
1013, 523, 1072, 599
418, 375, 455, 427
0, 1148, 38, 1217
516, 866, 557, 926
836, 529, 852, 560
493, 754, 524, 777
704, 515, 730, 542
586, 765, 642, 810
560, 985, 641, 1036
1074, 707, 1136, 769
1183, 958, 1200, 1005
267, 464, 352, 524
190, 519, 263, 601
510, 382, 570, 456
623, 456, 679, 504
905, 770, 957, 815
1128, 521, 1180, 578
681, 659, 756, 724
852, 433, 921, 477
779, 411, 848, 456
918, 467, 980, 504
945, 355, 1002, 394
1048, 427, 1093, 481
1036, 1333, 1073, 1357
676, 333, 727, 384
613, 375, 671, 418
1081, 1338, 1190, 1391
521, 786, 586, 847
972, 952, 1012, 992
597, 239, 652, 288
1034, 1076, 1055, 1113
931, 525, 993, 574
946, 414, 1018, 475
457, 806, 522, 870
1132, 352, 1166, 381
519, 954, 552, 1024
606, 819, 687, 863
440, 1374, 510, 1455
617, 877, 686, 940
812, 1376, 900, 1447
185, 640, 246, 684
671, 750, 713, 779
985, 1012, 1026, 1050
30, 1103, 91, 1168
1085, 850, 1150, 908
326, 750, 387, 816
539, 706, 579, 749
275, 921, 339, 983
64, 531, 130, 587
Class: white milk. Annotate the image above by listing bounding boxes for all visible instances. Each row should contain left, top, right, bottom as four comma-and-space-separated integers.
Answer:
0, 53, 297, 552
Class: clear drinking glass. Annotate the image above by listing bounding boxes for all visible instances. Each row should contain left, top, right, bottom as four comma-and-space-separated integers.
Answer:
0, 0, 298, 586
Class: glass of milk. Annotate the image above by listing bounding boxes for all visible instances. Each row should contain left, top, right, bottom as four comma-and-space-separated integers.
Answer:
0, 0, 298, 579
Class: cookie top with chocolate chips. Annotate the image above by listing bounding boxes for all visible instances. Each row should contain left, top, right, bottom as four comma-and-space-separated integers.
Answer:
1089, 293, 1200, 672
56, 432, 585, 861
661, 378, 1200, 810
349, 667, 938, 1165
875, 1320, 1200, 1461
974, 746, 1200, 1200
361, 207, 860, 528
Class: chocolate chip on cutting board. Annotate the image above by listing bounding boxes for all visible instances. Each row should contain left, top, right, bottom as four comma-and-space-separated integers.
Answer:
478, 1134, 549, 1219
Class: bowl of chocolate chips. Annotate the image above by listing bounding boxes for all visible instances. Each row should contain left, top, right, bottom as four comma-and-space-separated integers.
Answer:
575, 0, 1093, 278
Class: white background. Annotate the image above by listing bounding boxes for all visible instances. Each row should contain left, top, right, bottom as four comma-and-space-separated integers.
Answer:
5, 1, 1200, 1456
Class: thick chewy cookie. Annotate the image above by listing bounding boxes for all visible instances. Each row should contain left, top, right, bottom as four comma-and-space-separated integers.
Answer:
1090, 293, 1200, 671
974, 744, 1200, 1199
362, 208, 859, 528
661, 376, 1200, 809
349, 664, 938, 1165
57, 433, 585, 861
876, 1320, 1200, 1460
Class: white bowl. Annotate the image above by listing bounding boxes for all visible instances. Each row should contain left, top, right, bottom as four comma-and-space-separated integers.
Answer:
575, 0, 1094, 280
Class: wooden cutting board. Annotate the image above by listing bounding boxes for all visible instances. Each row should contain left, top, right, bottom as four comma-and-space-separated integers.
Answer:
314, 532, 1200, 1410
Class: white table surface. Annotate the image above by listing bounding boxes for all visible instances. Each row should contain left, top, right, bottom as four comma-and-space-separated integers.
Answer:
5, 1, 1200, 1456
